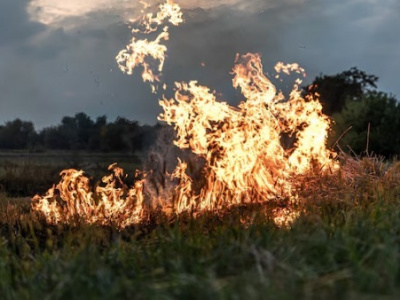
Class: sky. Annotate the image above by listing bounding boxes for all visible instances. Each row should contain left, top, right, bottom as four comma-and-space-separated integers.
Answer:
0, 0, 399, 129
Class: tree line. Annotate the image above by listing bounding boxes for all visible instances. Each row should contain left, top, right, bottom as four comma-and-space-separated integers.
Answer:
0, 113, 163, 152
0, 68, 399, 157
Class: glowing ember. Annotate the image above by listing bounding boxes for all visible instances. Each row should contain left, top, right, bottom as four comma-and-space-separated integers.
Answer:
31, 0, 338, 228
272, 207, 301, 229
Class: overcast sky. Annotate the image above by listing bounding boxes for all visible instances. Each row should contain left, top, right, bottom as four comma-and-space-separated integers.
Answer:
0, 0, 399, 129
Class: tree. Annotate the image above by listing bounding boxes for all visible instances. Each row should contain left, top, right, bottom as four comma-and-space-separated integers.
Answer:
42, 126, 70, 149
88, 116, 108, 151
41, 113, 95, 150
0, 113, 162, 153
331, 91, 400, 157
74, 112, 95, 148
0, 119, 37, 149
102, 117, 141, 152
304, 67, 378, 115
59, 116, 79, 149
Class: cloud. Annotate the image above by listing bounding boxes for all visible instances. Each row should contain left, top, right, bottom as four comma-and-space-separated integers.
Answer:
178, 0, 301, 11
0, 0, 44, 45
27, 0, 141, 27
20, 27, 79, 59
27, 0, 303, 29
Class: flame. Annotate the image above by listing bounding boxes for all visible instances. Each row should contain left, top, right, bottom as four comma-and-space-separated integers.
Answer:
31, 0, 338, 228
159, 53, 338, 213
32, 164, 145, 228
115, 0, 183, 93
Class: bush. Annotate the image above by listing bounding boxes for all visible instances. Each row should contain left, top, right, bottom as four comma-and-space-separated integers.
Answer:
331, 91, 400, 157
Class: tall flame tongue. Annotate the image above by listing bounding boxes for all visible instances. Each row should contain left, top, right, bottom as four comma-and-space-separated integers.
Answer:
160, 53, 338, 213
31, 1, 338, 228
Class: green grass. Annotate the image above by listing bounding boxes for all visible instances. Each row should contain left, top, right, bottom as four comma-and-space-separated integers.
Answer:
0, 155, 399, 299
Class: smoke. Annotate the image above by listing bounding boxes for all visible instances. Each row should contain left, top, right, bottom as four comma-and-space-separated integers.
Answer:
142, 125, 206, 205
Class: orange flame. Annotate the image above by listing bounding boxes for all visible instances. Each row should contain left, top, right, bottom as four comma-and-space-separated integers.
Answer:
115, 0, 183, 93
32, 164, 145, 228
31, 1, 338, 228
159, 53, 338, 213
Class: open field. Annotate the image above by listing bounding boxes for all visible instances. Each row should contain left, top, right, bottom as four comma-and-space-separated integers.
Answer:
0, 154, 399, 299
0, 151, 141, 197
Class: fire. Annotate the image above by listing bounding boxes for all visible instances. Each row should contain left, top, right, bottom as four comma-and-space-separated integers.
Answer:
31, 0, 338, 228
32, 164, 145, 228
115, 0, 183, 93
159, 52, 337, 212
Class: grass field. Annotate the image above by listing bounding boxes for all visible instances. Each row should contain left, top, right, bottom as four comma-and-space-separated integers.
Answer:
0, 153, 399, 299
0, 151, 141, 197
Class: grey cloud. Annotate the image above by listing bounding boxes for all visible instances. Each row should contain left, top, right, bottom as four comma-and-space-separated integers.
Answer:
19, 27, 79, 59
0, 0, 78, 60
0, 0, 44, 45
283, 0, 400, 92
27, 0, 302, 27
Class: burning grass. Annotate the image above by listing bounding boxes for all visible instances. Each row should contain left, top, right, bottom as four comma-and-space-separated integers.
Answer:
0, 156, 400, 299
31, 0, 339, 229
31, 0, 341, 227
31, 51, 340, 228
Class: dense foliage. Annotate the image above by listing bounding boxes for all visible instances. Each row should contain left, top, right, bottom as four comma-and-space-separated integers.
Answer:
331, 91, 400, 157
